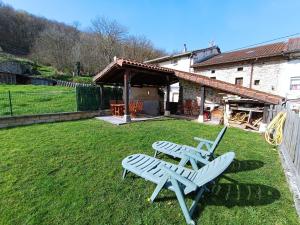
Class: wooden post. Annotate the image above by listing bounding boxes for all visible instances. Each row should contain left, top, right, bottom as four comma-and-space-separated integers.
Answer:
99, 84, 104, 111
165, 75, 171, 116
259, 104, 269, 133
176, 82, 183, 114
123, 70, 131, 122
198, 85, 205, 123
8, 90, 13, 116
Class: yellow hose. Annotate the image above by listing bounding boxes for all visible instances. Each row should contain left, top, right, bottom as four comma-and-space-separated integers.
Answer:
265, 111, 287, 146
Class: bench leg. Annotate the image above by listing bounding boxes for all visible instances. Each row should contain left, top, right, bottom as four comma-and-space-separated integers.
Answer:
122, 169, 128, 179
171, 178, 195, 225
150, 175, 168, 202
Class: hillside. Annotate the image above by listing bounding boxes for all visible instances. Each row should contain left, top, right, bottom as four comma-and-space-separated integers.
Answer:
0, 52, 93, 84
0, 2, 165, 75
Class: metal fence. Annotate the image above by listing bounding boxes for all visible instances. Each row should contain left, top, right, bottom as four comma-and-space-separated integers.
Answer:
0, 86, 123, 117
56, 80, 92, 88
0, 90, 77, 117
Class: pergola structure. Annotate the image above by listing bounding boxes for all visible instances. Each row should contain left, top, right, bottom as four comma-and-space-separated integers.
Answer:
94, 58, 284, 123
93, 58, 178, 122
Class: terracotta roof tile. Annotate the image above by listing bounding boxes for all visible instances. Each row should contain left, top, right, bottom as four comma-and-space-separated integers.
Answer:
286, 37, 300, 52
193, 42, 286, 68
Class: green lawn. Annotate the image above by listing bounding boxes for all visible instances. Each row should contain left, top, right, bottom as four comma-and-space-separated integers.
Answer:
0, 85, 76, 116
0, 119, 298, 225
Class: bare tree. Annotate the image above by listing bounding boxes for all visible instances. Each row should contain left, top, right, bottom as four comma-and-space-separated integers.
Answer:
90, 16, 128, 66
31, 24, 80, 71
122, 35, 165, 62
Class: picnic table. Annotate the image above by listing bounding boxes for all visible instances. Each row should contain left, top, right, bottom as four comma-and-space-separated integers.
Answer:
111, 103, 124, 116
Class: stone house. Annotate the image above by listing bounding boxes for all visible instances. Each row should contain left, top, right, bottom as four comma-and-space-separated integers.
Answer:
145, 38, 300, 110
192, 38, 300, 108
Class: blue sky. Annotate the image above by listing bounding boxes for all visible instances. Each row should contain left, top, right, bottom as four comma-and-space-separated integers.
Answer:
4, 0, 300, 53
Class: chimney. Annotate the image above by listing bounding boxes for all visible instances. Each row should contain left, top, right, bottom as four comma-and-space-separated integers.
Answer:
183, 44, 187, 53
208, 41, 215, 47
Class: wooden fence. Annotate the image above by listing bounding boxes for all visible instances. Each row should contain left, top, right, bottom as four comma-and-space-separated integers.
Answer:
268, 104, 300, 214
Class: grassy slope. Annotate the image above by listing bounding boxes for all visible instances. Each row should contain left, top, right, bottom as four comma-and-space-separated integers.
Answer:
0, 53, 92, 83
0, 85, 76, 116
0, 119, 298, 225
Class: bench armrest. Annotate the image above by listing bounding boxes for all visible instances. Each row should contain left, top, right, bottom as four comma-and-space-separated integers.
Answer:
182, 149, 210, 165
194, 137, 214, 144
183, 145, 211, 157
160, 165, 197, 190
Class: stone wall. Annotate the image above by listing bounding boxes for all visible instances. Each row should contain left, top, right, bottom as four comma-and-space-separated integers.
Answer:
0, 61, 31, 74
195, 59, 286, 96
180, 79, 223, 105
0, 111, 102, 129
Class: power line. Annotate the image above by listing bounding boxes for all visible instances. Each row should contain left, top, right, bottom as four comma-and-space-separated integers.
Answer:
223, 32, 300, 53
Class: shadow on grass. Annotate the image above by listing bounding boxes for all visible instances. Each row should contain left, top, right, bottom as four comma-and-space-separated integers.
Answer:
225, 159, 265, 173
156, 182, 280, 207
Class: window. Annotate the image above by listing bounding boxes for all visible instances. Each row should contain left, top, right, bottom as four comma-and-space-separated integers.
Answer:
237, 67, 243, 71
210, 77, 216, 79
254, 80, 260, 85
290, 77, 300, 90
211, 70, 215, 73
235, 77, 243, 86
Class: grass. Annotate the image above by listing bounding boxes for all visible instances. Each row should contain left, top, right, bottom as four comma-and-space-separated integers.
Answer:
0, 85, 76, 116
0, 119, 298, 225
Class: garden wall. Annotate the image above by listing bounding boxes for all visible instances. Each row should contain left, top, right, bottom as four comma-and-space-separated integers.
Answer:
0, 111, 104, 128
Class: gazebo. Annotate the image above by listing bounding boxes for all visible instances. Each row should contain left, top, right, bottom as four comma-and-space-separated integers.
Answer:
93, 58, 178, 122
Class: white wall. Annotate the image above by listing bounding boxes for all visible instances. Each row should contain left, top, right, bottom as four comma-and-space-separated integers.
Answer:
279, 59, 300, 100
157, 56, 191, 102
158, 56, 191, 72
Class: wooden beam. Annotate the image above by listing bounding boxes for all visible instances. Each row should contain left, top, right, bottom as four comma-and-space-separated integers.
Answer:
177, 82, 183, 114
165, 75, 171, 116
123, 70, 131, 122
99, 84, 104, 110
263, 104, 269, 123
199, 85, 205, 116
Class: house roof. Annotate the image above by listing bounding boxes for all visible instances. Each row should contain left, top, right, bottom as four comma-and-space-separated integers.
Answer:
144, 46, 220, 64
193, 37, 300, 68
93, 58, 284, 104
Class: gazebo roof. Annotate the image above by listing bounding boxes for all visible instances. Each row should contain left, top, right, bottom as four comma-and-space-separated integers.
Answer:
93, 58, 178, 86
93, 58, 284, 105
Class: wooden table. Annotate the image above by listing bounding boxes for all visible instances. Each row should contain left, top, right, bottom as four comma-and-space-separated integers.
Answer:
111, 104, 124, 116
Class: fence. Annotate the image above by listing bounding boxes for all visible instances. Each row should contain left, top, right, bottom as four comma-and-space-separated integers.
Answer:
56, 80, 92, 88
268, 104, 300, 213
0, 90, 77, 117
0, 86, 123, 117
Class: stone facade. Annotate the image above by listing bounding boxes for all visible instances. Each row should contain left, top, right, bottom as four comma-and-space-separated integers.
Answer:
0, 61, 32, 75
180, 79, 222, 106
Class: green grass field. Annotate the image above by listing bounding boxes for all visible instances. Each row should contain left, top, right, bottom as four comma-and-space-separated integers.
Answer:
0, 85, 76, 116
0, 119, 298, 225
